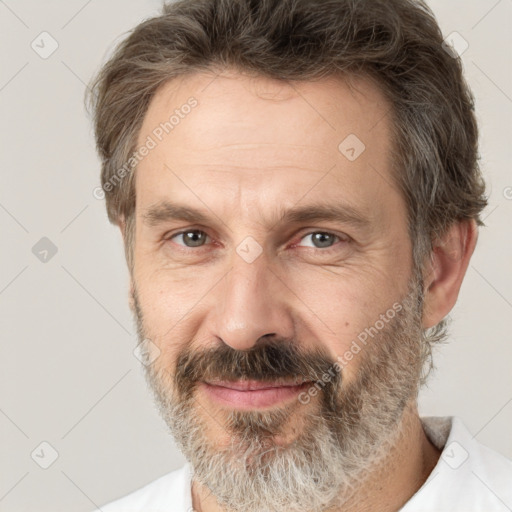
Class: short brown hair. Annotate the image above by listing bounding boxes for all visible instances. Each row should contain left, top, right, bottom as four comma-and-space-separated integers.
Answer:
87, 0, 487, 278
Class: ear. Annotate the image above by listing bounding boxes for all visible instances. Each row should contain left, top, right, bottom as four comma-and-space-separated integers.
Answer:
421, 219, 478, 329
128, 279, 136, 314
117, 216, 136, 313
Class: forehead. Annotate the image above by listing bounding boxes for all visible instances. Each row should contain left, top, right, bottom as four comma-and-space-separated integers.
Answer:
134, 70, 401, 229
138, 70, 392, 153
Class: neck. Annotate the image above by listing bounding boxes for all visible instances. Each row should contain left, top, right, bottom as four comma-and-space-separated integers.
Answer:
191, 402, 442, 512
332, 403, 442, 512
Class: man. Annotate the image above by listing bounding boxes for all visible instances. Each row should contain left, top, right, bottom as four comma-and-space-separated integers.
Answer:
87, 0, 512, 510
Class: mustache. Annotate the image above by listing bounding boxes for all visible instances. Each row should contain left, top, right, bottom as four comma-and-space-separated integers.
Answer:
173, 336, 342, 396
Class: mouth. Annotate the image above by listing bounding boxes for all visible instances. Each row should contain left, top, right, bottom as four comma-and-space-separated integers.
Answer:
204, 379, 311, 390
200, 379, 313, 409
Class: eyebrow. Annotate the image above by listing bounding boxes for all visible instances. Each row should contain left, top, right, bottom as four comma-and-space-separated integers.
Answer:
142, 200, 371, 231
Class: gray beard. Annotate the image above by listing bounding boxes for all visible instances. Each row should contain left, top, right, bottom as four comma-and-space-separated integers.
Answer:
132, 271, 428, 512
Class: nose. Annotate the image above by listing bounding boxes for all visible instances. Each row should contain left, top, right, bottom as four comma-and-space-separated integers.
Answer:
212, 254, 295, 351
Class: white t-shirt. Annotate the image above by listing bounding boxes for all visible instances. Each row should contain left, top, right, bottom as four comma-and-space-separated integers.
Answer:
96, 416, 512, 511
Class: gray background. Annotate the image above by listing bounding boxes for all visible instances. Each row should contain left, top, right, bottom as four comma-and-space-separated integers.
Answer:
1, 1, 511, 511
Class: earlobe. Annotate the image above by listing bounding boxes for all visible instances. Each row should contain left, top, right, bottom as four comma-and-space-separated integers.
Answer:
118, 215, 126, 240
421, 220, 478, 329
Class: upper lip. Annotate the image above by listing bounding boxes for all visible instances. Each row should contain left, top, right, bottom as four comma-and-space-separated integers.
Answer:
203, 379, 311, 391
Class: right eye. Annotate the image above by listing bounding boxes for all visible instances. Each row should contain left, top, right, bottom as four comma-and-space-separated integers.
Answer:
167, 229, 211, 248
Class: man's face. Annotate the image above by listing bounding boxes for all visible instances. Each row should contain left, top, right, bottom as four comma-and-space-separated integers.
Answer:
128, 71, 427, 511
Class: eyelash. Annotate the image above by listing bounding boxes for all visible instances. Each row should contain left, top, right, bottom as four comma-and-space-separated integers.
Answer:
164, 229, 348, 253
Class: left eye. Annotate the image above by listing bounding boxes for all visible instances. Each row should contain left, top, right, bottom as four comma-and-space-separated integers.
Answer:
169, 230, 210, 248
296, 232, 341, 249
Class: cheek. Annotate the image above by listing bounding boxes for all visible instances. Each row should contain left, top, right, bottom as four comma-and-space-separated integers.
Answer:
135, 261, 211, 319
284, 265, 401, 375
286, 263, 396, 327
133, 270, 207, 364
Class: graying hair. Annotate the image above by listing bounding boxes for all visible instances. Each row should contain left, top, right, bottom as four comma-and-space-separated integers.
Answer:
87, 0, 488, 348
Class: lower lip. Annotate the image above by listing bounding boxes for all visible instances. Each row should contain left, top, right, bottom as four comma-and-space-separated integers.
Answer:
200, 382, 312, 409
